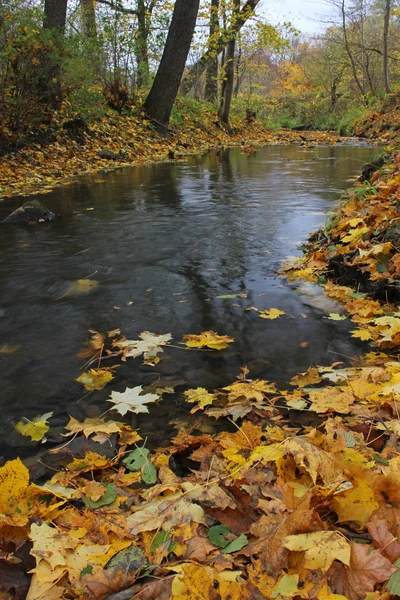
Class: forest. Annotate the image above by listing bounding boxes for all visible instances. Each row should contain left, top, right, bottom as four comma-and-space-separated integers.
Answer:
3, 1, 400, 600
1, 0, 400, 147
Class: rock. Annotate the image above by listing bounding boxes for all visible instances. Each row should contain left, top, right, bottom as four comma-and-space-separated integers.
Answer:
3, 200, 55, 224
98, 148, 122, 160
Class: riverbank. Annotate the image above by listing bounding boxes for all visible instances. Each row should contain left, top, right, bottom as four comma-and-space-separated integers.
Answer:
0, 99, 344, 201
283, 145, 400, 331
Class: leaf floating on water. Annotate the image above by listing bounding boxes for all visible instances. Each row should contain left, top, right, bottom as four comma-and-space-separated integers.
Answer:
290, 367, 322, 388
76, 368, 114, 391
258, 308, 285, 320
114, 331, 172, 363
351, 329, 373, 341
64, 417, 121, 441
183, 330, 234, 350
108, 386, 160, 415
184, 387, 216, 413
223, 379, 276, 402
15, 411, 53, 441
328, 313, 347, 321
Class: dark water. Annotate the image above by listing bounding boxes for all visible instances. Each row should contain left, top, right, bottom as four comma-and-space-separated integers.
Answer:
0, 143, 377, 453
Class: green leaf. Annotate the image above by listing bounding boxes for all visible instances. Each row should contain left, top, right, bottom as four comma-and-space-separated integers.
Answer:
123, 447, 150, 471
150, 530, 171, 552
221, 533, 248, 554
80, 565, 93, 578
85, 483, 117, 509
216, 294, 237, 299
142, 460, 157, 485
208, 525, 232, 547
387, 568, 400, 595
349, 292, 367, 299
106, 542, 148, 572
373, 452, 389, 466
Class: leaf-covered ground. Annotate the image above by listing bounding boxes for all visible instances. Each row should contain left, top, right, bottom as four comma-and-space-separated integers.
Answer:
0, 99, 340, 200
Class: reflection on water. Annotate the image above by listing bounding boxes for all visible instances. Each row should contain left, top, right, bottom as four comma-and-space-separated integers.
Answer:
0, 143, 377, 454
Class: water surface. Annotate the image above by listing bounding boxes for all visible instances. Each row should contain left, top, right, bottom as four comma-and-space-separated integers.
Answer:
0, 143, 378, 453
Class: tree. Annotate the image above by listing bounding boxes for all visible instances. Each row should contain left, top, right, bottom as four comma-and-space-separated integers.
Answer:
204, 0, 220, 103
383, 0, 391, 92
80, 0, 97, 40
143, 0, 200, 128
42, 0, 68, 108
182, 0, 261, 95
44, 0, 68, 32
218, 0, 240, 125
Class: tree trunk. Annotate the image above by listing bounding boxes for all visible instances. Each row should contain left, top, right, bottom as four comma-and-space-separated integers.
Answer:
135, 0, 150, 88
44, 0, 68, 32
42, 0, 68, 109
204, 0, 219, 103
383, 0, 391, 93
341, 0, 365, 97
218, 0, 240, 126
143, 0, 200, 129
234, 31, 241, 96
80, 0, 97, 39
182, 0, 260, 95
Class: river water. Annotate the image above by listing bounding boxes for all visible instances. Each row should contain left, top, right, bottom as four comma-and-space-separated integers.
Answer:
0, 143, 377, 455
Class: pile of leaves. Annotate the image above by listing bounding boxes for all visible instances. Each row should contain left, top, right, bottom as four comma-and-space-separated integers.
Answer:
4, 319, 400, 599
0, 98, 340, 200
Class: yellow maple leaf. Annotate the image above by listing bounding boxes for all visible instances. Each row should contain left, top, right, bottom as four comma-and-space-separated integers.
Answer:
64, 416, 121, 440
341, 225, 369, 245
15, 411, 53, 441
308, 387, 355, 414
184, 387, 216, 412
290, 366, 321, 387
351, 328, 373, 341
283, 531, 350, 571
258, 308, 285, 319
330, 479, 379, 526
76, 368, 114, 390
223, 379, 276, 402
182, 330, 234, 350
81, 481, 107, 502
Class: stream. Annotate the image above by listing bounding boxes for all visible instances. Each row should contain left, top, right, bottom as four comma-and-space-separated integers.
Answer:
0, 142, 378, 457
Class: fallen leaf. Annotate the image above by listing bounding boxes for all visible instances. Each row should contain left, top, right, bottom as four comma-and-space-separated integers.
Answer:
15, 412, 53, 441
76, 369, 114, 390
258, 308, 285, 319
182, 330, 234, 350
283, 531, 350, 571
107, 386, 159, 415
184, 387, 216, 412
332, 543, 397, 600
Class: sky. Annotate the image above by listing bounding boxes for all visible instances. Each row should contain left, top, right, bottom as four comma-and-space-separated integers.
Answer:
262, 0, 331, 34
